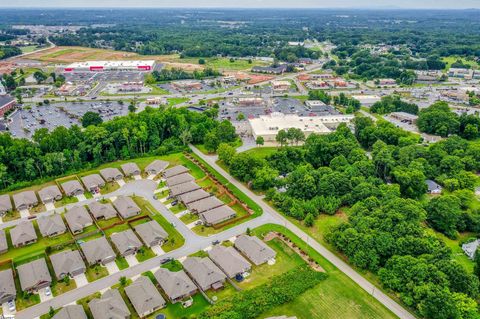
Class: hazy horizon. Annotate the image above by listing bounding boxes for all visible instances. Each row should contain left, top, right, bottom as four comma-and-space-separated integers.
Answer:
3, 0, 480, 9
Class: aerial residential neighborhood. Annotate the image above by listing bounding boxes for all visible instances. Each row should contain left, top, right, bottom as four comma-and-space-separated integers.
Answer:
0, 3, 479, 319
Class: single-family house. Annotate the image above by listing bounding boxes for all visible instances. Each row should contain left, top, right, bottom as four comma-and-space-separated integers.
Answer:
81, 174, 105, 193
426, 179, 442, 194
169, 181, 201, 197
13, 190, 38, 211
10, 221, 37, 248
61, 180, 84, 197
234, 235, 277, 265
89, 289, 130, 319
0, 194, 12, 216
208, 245, 251, 278
65, 206, 93, 234
145, 160, 169, 176
162, 165, 189, 179
177, 189, 211, 205
113, 196, 141, 219
50, 250, 86, 280
121, 162, 141, 177
182, 257, 226, 291
17, 258, 51, 292
125, 276, 166, 317
88, 201, 118, 220
133, 220, 168, 247
52, 305, 88, 319
99, 168, 124, 182
199, 206, 236, 226
165, 173, 195, 187
154, 268, 197, 303
110, 229, 143, 257
0, 269, 16, 304
38, 214, 67, 237
38, 185, 63, 204
80, 237, 116, 266
0, 229, 8, 254
186, 196, 224, 214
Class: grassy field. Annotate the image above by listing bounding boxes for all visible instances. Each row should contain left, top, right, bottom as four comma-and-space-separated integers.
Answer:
85, 264, 109, 282
252, 224, 398, 319
428, 229, 475, 273
20, 45, 39, 53
169, 56, 268, 71
167, 97, 189, 106
442, 56, 479, 70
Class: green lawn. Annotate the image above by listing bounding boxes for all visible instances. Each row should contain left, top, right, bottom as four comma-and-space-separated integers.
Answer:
54, 196, 79, 208
51, 278, 77, 296
428, 229, 475, 273
103, 223, 130, 237
252, 224, 398, 319
77, 292, 101, 318
176, 56, 268, 71
20, 45, 39, 53
161, 260, 183, 272
115, 256, 129, 270
15, 293, 40, 311
180, 213, 199, 224
96, 216, 123, 229
157, 294, 210, 319
85, 265, 109, 282
241, 147, 279, 159
100, 181, 120, 195
170, 202, 186, 214
442, 56, 479, 70
136, 247, 156, 262
168, 97, 189, 106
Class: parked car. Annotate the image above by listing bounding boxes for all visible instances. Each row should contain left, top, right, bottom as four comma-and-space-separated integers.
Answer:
212, 240, 220, 245
45, 287, 52, 296
160, 257, 173, 264
7, 300, 15, 312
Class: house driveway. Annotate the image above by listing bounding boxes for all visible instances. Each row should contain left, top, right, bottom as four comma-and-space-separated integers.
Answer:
125, 254, 139, 267
152, 245, 165, 256
19, 209, 30, 218
105, 262, 119, 274
134, 175, 142, 180
73, 274, 88, 287
2, 302, 16, 316
117, 180, 126, 187
45, 203, 56, 211
147, 175, 155, 180
76, 194, 86, 201
38, 288, 53, 302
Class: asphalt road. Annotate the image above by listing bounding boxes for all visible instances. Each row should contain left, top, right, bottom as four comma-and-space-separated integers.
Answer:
189, 145, 416, 319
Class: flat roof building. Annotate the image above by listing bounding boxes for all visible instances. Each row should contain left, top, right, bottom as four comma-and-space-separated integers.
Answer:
248, 112, 354, 145
64, 60, 155, 73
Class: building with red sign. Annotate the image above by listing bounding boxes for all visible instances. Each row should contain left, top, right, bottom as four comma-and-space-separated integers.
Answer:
63, 60, 156, 73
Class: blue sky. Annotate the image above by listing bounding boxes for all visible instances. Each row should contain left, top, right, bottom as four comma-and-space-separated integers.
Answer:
3, 0, 480, 8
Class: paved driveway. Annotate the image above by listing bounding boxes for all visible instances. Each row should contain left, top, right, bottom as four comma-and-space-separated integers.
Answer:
125, 254, 139, 266
45, 202, 56, 211
76, 194, 86, 201
2, 302, 16, 316
38, 288, 53, 302
152, 245, 165, 256
117, 180, 126, 187
105, 262, 119, 274
73, 274, 88, 287
19, 209, 30, 218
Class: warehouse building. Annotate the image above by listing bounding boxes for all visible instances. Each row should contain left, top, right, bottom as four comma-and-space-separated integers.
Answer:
63, 60, 156, 73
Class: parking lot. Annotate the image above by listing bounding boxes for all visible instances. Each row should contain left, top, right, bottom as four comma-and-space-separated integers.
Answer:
218, 97, 340, 121
8, 101, 129, 139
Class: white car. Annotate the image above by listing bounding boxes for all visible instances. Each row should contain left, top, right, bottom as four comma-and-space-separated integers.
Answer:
7, 300, 15, 312
45, 286, 52, 296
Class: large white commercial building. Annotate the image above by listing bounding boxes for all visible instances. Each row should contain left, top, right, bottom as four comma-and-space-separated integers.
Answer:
351, 95, 381, 107
63, 60, 156, 72
248, 112, 354, 145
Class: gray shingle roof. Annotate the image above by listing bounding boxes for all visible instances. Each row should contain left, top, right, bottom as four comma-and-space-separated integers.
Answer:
169, 181, 201, 197
17, 258, 51, 292
162, 165, 189, 179
12, 190, 38, 209
89, 289, 130, 319
182, 257, 226, 291
50, 250, 86, 279
0, 229, 7, 253
52, 305, 88, 319
199, 205, 236, 225
165, 173, 195, 187
208, 245, 251, 278
61, 180, 84, 196
0, 194, 12, 213
186, 196, 224, 214
124, 276, 165, 315
234, 235, 276, 265
154, 268, 197, 302
80, 237, 116, 266
38, 185, 62, 203
10, 221, 37, 247
426, 179, 442, 192
121, 162, 141, 176
0, 269, 16, 303
112, 196, 141, 219
145, 160, 169, 175
99, 168, 124, 182
37, 214, 66, 237
134, 220, 168, 247
88, 201, 118, 220
110, 229, 142, 256
81, 174, 105, 190
178, 189, 211, 205
65, 206, 93, 233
